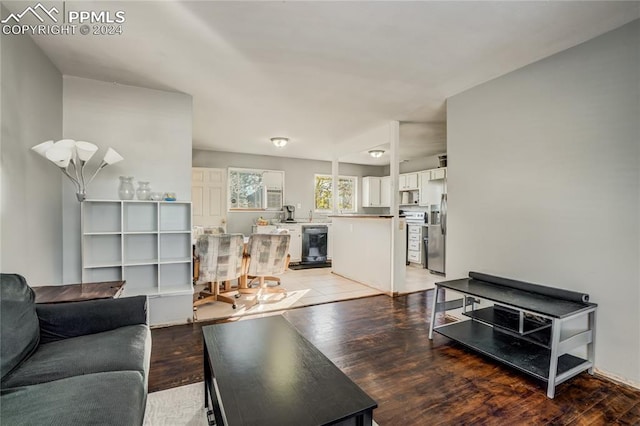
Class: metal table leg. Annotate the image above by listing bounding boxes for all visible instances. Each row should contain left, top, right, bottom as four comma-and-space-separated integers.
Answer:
546, 318, 562, 398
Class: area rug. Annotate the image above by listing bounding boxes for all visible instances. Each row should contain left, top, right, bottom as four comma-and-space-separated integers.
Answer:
144, 382, 379, 426
144, 382, 206, 426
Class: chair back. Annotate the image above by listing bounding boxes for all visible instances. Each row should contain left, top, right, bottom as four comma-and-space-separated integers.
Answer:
246, 233, 291, 277
196, 234, 245, 282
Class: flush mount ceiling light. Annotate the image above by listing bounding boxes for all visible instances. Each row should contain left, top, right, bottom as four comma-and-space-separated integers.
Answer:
271, 137, 288, 148
368, 149, 385, 158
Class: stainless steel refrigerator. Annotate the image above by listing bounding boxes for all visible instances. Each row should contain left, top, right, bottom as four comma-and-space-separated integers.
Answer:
428, 193, 447, 274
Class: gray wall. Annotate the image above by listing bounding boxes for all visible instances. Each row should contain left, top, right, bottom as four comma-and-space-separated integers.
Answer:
62, 77, 193, 283
447, 20, 639, 385
1, 12, 63, 285
193, 150, 386, 234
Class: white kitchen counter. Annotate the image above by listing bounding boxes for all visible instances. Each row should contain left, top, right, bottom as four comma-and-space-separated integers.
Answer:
330, 215, 406, 294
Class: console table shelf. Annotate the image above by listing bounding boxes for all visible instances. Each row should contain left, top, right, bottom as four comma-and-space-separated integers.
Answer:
429, 273, 597, 398
435, 320, 588, 381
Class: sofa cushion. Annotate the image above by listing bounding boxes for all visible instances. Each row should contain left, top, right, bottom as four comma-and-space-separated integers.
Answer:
0, 274, 40, 381
0, 371, 146, 426
1, 324, 151, 388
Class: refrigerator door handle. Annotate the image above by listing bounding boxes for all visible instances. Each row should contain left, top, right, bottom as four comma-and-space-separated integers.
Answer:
441, 194, 447, 236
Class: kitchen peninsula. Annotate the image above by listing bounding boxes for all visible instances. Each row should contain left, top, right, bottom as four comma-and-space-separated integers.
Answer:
330, 215, 406, 294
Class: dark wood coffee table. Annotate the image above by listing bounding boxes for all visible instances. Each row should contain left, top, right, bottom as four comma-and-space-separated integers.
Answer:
32, 281, 125, 304
202, 315, 377, 425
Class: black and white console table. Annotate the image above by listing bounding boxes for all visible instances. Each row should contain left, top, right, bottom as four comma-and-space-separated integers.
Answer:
428, 272, 597, 398
202, 315, 377, 425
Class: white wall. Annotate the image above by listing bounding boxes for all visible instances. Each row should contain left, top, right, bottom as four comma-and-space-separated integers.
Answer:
447, 20, 639, 385
192, 149, 386, 234
1, 13, 63, 285
62, 77, 192, 283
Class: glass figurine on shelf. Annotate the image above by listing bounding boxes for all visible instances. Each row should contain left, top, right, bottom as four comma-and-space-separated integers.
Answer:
118, 176, 135, 200
136, 181, 151, 200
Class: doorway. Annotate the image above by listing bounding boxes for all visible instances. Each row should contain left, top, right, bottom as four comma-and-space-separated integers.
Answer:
192, 167, 227, 230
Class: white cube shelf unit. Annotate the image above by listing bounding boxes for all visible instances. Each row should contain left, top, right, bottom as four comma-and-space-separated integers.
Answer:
81, 200, 193, 325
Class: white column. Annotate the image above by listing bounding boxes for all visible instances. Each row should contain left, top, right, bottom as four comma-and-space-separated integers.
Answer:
389, 121, 406, 294
331, 158, 339, 214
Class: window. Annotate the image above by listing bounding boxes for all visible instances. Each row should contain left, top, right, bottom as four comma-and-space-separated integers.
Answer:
228, 168, 284, 211
314, 175, 357, 212
229, 169, 263, 210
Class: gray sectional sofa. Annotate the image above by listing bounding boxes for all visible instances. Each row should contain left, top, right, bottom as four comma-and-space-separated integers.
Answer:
0, 273, 152, 425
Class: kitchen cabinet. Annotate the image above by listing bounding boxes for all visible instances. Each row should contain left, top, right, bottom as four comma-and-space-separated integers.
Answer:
278, 224, 302, 263
407, 224, 423, 265
253, 224, 301, 262
362, 176, 391, 208
419, 172, 431, 207
431, 168, 446, 180
380, 176, 391, 207
362, 177, 381, 207
419, 168, 447, 207
399, 173, 419, 191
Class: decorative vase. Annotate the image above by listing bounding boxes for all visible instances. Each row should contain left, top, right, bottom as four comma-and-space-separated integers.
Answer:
118, 176, 135, 200
136, 181, 151, 200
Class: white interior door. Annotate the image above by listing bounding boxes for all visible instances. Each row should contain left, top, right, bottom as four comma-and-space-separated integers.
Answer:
192, 167, 226, 230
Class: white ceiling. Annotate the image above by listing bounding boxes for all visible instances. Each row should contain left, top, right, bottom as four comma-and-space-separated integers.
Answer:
18, 1, 640, 164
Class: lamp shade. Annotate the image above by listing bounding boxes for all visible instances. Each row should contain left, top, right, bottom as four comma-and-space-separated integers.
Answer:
75, 141, 98, 162
46, 146, 73, 168
54, 139, 77, 149
103, 147, 124, 165
31, 140, 54, 157
368, 149, 385, 158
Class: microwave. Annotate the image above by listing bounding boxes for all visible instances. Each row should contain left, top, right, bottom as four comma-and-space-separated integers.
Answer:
265, 188, 283, 210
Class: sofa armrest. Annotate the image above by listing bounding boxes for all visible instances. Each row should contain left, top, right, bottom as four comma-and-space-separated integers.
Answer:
36, 296, 148, 344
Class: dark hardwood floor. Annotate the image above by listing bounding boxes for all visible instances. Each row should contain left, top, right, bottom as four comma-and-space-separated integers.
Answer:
149, 292, 640, 425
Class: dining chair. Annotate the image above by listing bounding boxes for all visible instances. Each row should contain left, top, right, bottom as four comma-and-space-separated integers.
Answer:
194, 233, 245, 311
247, 228, 290, 288
239, 233, 291, 301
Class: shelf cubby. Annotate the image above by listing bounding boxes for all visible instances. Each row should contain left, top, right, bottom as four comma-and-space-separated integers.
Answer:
83, 266, 122, 283
83, 234, 122, 267
124, 202, 158, 233
123, 265, 158, 295
159, 233, 191, 263
159, 263, 192, 292
159, 203, 190, 232
124, 234, 158, 265
83, 201, 121, 233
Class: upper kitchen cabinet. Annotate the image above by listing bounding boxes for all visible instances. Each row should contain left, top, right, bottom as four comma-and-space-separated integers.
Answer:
228, 168, 284, 211
431, 168, 446, 180
419, 167, 447, 206
363, 176, 391, 208
380, 176, 391, 207
399, 173, 419, 191
362, 177, 381, 207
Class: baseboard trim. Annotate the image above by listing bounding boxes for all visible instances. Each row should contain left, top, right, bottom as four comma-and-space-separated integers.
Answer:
594, 368, 640, 390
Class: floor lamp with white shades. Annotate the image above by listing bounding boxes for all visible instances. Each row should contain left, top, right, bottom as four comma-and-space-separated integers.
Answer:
31, 139, 123, 202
